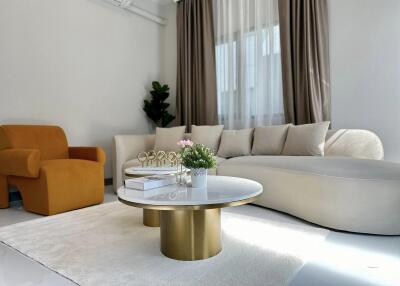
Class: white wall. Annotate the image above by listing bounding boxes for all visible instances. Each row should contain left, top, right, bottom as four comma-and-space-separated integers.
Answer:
0, 0, 177, 178
329, 0, 400, 162
160, 3, 177, 115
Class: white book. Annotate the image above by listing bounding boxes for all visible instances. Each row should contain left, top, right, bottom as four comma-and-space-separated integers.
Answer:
130, 166, 177, 172
124, 175, 176, 191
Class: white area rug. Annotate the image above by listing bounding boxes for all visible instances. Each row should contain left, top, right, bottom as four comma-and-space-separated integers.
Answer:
0, 202, 329, 286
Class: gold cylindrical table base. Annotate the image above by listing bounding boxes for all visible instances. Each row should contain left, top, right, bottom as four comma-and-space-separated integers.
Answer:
160, 208, 221, 261
143, 209, 160, 227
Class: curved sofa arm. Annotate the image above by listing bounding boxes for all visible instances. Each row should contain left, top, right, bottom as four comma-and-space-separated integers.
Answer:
69, 147, 106, 165
325, 129, 384, 160
0, 149, 40, 178
112, 134, 155, 191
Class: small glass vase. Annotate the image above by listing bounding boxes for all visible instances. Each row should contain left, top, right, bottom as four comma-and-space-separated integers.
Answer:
176, 161, 187, 185
191, 168, 207, 188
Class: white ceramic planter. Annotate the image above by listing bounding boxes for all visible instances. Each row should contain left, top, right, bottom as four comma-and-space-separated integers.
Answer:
191, 168, 207, 188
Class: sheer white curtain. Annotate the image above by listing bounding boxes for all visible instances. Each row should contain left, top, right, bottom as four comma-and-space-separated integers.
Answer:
214, 0, 283, 129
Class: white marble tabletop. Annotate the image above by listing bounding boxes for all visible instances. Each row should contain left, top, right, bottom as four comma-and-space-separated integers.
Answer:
117, 176, 263, 210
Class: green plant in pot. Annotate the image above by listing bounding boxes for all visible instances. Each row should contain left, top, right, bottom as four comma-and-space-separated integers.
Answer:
143, 81, 175, 127
178, 140, 216, 188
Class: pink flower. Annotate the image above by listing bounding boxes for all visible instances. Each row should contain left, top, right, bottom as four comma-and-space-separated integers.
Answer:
177, 139, 194, 148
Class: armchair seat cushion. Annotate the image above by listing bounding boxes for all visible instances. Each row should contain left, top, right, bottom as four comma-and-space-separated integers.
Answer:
40, 159, 104, 184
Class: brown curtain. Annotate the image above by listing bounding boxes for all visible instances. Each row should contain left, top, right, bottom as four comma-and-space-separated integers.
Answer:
279, 0, 331, 124
176, 0, 218, 131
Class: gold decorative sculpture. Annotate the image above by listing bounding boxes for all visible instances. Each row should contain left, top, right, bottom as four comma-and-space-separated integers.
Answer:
148, 150, 156, 165
137, 152, 149, 167
137, 150, 180, 168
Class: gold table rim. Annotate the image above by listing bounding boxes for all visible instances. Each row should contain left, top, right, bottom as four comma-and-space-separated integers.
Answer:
117, 194, 260, 210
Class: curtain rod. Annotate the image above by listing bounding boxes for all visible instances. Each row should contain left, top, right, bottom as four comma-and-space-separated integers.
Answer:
104, 0, 167, 26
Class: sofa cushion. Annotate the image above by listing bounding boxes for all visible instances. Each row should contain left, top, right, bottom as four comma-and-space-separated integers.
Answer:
218, 155, 400, 180
282, 122, 330, 156
154, 126, 186, 152
252, 124, 290, 155
191, 125, 224, 152
217, 129, 254, 158
217, 155, 400, 235
325, 129, 384, 160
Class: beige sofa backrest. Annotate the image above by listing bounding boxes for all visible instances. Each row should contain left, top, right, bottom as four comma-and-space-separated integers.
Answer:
187, 129, 384, 160
112, 128, 384, 190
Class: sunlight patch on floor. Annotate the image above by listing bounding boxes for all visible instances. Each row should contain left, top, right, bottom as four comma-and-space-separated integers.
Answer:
311, 241, 400, 285
222, 212, 328, 262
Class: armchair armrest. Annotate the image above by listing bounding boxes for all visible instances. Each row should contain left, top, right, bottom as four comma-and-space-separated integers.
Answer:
68, 147, 106, 165
0, 149, 40, 178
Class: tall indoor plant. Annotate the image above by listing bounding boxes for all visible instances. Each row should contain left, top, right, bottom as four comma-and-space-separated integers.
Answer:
178, 140, 216, 188
143, 81, 175, 127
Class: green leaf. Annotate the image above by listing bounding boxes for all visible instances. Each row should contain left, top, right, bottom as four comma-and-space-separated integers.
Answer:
152, 81, 162, 91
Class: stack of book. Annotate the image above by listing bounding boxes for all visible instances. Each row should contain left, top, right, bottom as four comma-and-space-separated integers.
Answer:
124, 175, 176, 191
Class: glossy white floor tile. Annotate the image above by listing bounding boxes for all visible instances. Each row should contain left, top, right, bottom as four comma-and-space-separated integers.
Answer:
0, 206, 41, 228
290, 231, 400, 286
0, 243, 76, 286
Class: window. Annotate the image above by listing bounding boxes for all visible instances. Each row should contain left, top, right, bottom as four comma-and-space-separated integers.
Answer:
214, 0, 283, 129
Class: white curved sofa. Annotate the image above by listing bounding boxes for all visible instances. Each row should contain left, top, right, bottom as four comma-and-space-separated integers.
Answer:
112, 129, 400, 235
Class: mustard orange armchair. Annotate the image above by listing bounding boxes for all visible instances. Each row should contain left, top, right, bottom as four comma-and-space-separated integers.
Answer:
0, 125, 105, 215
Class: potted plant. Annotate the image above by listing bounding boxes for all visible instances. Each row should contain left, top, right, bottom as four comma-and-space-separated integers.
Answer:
143, 81, 175, 127
178, 140, 216, 188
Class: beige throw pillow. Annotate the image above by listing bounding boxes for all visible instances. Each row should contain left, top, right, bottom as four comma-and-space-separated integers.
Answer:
217, 129, 254, 158
282, 122, 330, 156
251, 124, 290, 155
154, 126, 186, 152
191, 125, 224, 152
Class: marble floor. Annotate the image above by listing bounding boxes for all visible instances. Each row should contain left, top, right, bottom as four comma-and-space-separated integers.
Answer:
0, 186, 117, 228
289, 231, 400, 286
0, 187, 399, 286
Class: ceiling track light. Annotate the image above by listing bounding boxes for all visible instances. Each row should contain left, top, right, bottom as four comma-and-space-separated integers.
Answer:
103, 0, 167, 26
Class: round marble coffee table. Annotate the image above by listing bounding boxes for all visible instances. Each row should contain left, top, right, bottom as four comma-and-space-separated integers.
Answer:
118, 176, 262, 261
